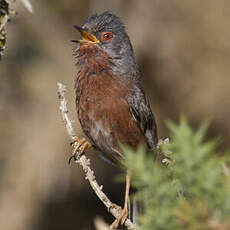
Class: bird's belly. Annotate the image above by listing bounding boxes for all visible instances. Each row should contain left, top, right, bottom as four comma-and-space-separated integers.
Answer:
77, 89, 144, 163
75, 73, 145, 162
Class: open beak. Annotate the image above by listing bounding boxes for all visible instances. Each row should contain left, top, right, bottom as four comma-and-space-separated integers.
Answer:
71, 25, 99, 44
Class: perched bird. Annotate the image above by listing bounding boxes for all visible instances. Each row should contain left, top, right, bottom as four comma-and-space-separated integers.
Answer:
71, 11, 158, 229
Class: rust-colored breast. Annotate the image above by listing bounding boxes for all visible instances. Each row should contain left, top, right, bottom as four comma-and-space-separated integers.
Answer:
74, 44, 144, 163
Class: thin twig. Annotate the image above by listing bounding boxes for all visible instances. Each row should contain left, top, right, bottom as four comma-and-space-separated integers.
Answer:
57, 82, 137, 229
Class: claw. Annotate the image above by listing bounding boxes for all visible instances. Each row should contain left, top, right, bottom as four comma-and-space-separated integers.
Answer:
110, 207, 128, 229
69, 137, 92, 164
68, 155, 77, 164
121, 209, 128, 225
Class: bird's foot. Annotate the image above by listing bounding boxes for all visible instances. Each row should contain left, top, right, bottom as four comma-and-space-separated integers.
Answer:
110, 206, 128, 229
69, 137, 91, 164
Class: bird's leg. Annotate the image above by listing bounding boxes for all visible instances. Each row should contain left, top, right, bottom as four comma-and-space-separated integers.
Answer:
110, 171, 131, 229
69, 137, 92, 164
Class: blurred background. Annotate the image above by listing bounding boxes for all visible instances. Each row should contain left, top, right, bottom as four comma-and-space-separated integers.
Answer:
0, 0, 230, 229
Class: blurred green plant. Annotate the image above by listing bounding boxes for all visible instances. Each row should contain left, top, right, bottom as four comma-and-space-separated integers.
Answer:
123, 116, 230, 230
0, 0, 32, 60
0, 0, 9, 59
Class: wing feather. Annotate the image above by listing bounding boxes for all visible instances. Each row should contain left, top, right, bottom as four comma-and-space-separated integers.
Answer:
128, 83, 158, 149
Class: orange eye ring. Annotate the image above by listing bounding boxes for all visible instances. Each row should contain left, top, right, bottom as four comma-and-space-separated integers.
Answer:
101, 32, 113, 41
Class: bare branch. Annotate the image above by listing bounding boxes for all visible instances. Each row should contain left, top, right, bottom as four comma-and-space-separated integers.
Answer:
6, 0, 33, 13
57, 83, 77, 140
57, 82, 137, 229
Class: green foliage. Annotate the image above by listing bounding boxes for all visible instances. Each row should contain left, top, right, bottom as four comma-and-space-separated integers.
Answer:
123, 117, 230, 230
0, 0, 16, 60
0, 0, 9, 59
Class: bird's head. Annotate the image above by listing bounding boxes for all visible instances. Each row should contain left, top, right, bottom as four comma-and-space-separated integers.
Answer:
72, 11, 138, 76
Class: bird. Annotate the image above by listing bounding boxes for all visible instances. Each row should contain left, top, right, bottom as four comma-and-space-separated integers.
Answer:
71, 11, 158, 229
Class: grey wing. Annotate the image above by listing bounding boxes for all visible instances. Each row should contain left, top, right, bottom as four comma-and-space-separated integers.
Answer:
127, 83, 158, 149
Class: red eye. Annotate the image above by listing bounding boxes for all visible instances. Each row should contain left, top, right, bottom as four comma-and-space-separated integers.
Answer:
101, 32, 113, 41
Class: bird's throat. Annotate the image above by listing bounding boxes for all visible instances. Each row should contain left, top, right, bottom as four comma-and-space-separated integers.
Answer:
74, 44, 112, 79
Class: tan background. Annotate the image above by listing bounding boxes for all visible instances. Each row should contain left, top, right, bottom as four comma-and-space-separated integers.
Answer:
0, 0, 230, 229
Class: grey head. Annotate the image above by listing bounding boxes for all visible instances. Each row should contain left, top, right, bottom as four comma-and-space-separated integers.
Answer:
75, 11, 139, 76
